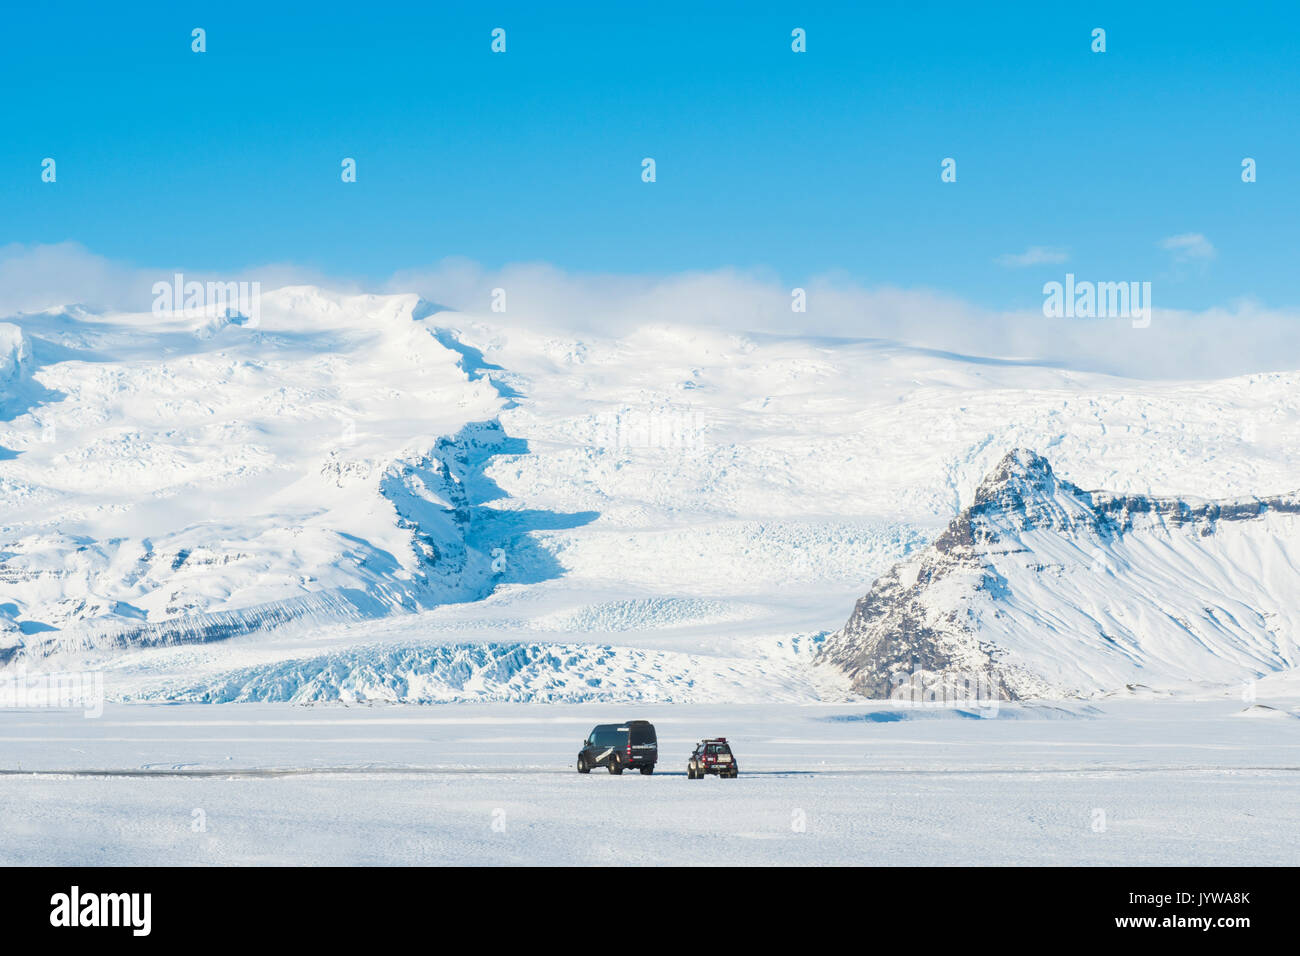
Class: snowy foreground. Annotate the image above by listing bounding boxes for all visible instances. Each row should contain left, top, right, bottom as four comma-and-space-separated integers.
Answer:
2, 698, 1298, 866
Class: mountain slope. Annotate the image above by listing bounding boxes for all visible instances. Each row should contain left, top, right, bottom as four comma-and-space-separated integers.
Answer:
0, 290, 522, 660
820, 449, 1300, 698
6, 286, 1300, 702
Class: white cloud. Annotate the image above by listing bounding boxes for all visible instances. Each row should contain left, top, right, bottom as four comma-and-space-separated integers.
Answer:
3, 244, 1299, 382
1158, 233, 1216, 261
383, 259, 1300, 380
0, 242, 349, 317
995, 246, 1069, 268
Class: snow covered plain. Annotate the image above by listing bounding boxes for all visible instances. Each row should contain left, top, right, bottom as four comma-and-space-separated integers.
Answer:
2, 697, 1297, 866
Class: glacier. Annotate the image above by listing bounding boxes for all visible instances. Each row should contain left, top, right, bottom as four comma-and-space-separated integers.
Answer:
3, 286, 1300, 701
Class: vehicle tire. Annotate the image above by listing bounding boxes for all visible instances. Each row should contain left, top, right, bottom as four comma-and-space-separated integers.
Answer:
608, 755, 623, 775
640, 765, 654, 775
577, 755, 589, 774
688, 763, 698, 779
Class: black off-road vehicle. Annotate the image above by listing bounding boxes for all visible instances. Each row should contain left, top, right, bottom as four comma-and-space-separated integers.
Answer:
576, 720, 657, 775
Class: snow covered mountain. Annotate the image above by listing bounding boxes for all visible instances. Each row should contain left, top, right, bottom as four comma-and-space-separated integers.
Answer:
3, 286, 1300, 701
0, 291, 513, 664
821, 449, 1300, 698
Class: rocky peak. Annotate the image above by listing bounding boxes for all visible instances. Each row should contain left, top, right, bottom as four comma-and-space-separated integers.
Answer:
973, 448, 1058, 504
965, 448, 1099, 537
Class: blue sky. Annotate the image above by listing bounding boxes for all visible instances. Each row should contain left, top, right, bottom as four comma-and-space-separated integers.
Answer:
2, 1, 1297, 313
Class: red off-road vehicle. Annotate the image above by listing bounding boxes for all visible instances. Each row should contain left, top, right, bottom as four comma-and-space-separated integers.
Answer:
686, 738, 738, 778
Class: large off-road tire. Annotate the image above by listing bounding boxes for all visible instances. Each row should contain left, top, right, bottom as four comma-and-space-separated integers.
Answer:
640, 765, 654, 775
608, 755, 623, 775
577, 755, 590, 774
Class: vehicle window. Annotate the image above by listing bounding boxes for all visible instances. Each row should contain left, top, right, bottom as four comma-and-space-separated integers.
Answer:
629, 724, 656, 745
707, 743, 730, 755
